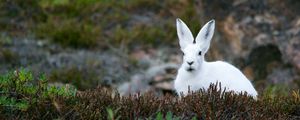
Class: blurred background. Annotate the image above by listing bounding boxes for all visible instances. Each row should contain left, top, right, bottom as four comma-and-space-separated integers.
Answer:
0, 0, 299, 96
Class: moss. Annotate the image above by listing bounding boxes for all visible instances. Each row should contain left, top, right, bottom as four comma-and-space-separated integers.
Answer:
49, 67, 100, 90
0, 34, 12, 46
133, 24, 169, 45
38, 0, 100, 18
123, 0, 162, 12
262, 84, 291, 99
177, 2, 201, 34
108, 22, 176, 48
35, 18, 100, 48
0, 49, 19, 66
0, 0, 46, 32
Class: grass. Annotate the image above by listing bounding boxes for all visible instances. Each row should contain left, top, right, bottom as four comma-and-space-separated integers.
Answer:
34, 0, 168, 49
0, 69, 76, 117
0, 69, 300, 119
0, 35, 19, 66
49, 67, 100, 90
35, 18, 100, 48
0, 49, 19, 66
0, 0, 204, 49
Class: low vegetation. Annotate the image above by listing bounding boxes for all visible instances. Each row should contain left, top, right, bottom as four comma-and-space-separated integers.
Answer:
0, 69, 77, 118
0, 0, 202, 49
1, 0, 300, 119
49, 67, 100, 90
1, 69, 299, 119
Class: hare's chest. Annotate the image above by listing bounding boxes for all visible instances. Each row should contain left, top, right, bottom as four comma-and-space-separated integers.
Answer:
191, 75, 214, 90
184, 78, 203, 91
176, 75, 209, 92
175, 79, 201, 95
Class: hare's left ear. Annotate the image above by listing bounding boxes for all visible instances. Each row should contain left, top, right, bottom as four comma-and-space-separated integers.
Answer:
195, 20, 215, 53
176, 18, 194, 50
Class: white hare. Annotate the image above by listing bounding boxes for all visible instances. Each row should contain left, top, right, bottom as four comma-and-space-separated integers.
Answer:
174, 18, 258, 99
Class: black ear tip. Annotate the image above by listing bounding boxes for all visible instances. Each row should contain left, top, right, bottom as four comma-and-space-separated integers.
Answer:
209, 19, 215, 24
176, 18, 182, 23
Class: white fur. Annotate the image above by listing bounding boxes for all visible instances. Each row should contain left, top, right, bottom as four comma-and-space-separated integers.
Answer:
174, 18, 258, 99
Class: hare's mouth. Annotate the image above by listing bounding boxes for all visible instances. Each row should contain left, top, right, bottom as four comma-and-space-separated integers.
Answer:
186, 67, 195, 72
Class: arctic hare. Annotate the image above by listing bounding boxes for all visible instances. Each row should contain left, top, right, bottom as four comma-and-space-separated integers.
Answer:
174, 18, 258, 99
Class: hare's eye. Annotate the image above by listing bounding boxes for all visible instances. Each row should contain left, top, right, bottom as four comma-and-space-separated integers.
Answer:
182, 52, 185, 56
198, 51, 202, 56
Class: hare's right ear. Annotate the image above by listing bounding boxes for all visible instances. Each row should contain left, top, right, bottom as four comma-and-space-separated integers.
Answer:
176, 18, 194, 50
195, 20, 215, 53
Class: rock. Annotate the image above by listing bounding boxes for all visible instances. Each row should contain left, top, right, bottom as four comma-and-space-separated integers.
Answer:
266, 68, 298, 88
221, 15, 243, 56
117, 62, 178, 96
153, 80, 174, 90
243, 66, 254, 81
117, 74, 149, 96
202, 0, 300, 87
145, 63, 178, 80
0, 38, 133, 88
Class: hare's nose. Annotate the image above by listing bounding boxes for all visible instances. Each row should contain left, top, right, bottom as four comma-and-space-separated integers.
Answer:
187, 61, 194, 65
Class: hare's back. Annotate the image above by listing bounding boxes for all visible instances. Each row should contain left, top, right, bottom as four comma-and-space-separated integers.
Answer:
207, 61, 257, 95
206, 61, 251, 86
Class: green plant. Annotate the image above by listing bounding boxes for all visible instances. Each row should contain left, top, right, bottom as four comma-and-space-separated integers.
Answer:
0, 96, 29, 111
106, 107, 121, 120
0, 69, 76, 114
49, 67, 100, 90
166, 111, 173, 120
155, 111, 163, 120
36, 18, 100, 48
0, 49, 19, 65
39, 0, 70, 7
0, 34, 12, 46
263, 84, 290, 99
155, 111, 180, 120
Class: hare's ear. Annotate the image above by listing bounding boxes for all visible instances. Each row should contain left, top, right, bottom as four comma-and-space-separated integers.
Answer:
176, 18, 194, 50
195, 19, 215, 53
